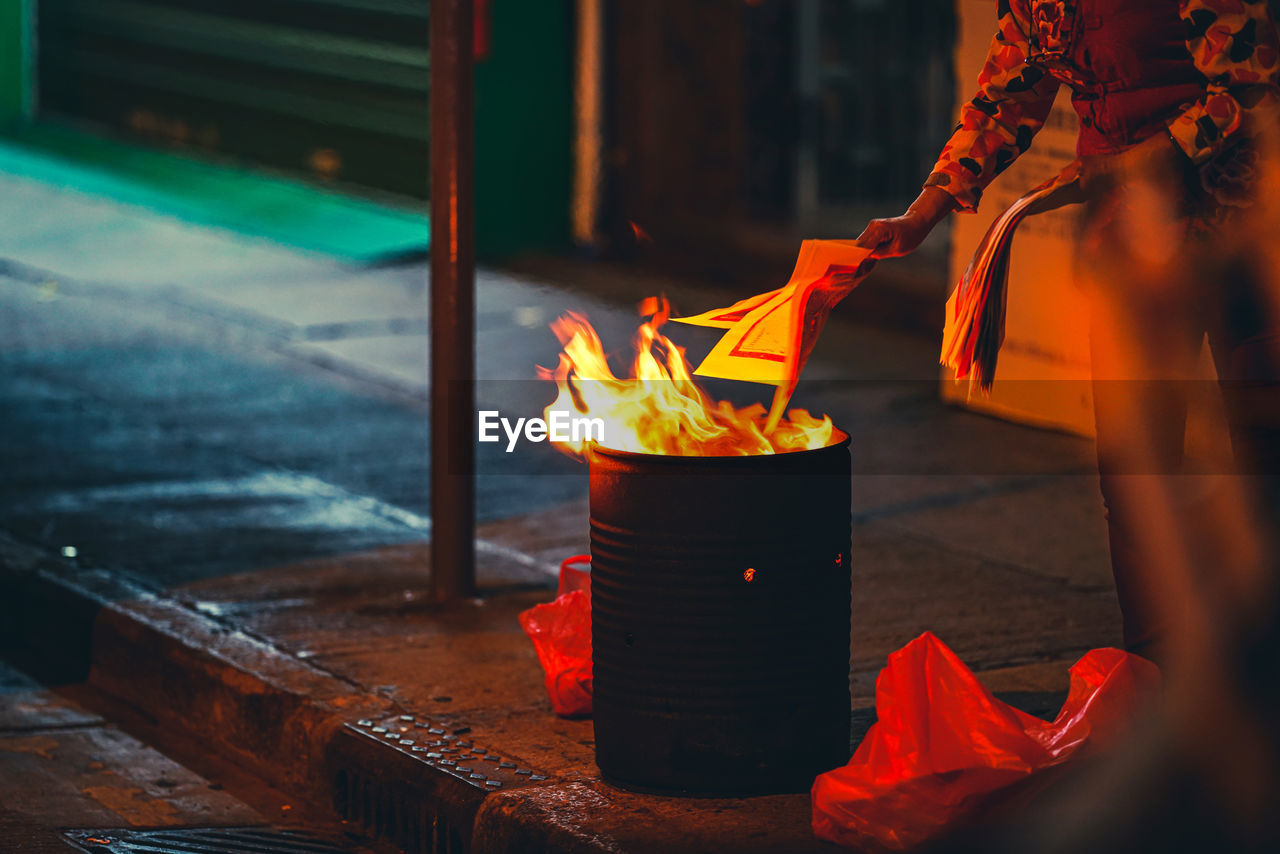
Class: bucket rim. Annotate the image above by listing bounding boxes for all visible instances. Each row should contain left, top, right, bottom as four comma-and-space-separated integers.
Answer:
586, 427, 850, 466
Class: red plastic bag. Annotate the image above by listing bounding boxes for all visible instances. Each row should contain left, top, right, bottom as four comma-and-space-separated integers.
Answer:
519, 555, 593, 717
812, 632, 1160, 851
556, 554, 591, 597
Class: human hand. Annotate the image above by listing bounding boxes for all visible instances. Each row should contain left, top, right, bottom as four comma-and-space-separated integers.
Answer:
855, 212, 934, 258
855, 186, 957, 258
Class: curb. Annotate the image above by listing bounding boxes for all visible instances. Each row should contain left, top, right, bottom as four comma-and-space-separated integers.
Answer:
0, 535, 572, 854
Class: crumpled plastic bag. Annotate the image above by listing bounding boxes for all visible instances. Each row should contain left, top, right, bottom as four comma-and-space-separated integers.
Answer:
812, 632, 1160, 851
519, 555, 592, 717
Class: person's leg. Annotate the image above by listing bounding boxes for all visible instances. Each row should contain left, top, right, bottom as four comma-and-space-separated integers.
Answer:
1208, 254, 1280, 491
1080, 176, 1212, 661
1090, 296, 1203, 659
1204, 254, 1280, 665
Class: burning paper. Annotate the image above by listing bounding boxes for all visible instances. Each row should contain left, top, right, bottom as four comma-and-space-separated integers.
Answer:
537, 297, 835, 457
673, 240, 876, 431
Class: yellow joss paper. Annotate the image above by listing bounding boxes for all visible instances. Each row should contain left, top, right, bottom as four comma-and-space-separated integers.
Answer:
673, 239, 875, 387
673, 239, 875, 433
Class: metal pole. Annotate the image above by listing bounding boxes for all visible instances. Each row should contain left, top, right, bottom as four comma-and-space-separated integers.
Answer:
430, 0, 475, 600
571, 0, 604, 248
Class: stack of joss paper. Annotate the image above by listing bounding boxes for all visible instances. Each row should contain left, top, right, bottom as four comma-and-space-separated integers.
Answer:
673, 240, 876, 431
941, 161, 1083, 393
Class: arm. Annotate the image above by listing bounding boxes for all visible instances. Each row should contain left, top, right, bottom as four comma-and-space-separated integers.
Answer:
923, 0, 1061, 213
858, 1, 1060, 256
1167, 0, 1280, 164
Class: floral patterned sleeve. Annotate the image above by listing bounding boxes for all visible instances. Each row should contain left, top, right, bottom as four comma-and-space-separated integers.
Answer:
1167, 0, 1280, 164
924, 0, 1061, 212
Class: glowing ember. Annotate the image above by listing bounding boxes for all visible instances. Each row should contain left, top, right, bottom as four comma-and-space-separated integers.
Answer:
537, 297, 835, 458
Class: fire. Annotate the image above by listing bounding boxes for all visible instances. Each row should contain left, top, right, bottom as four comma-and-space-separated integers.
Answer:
537, 297, 835, 457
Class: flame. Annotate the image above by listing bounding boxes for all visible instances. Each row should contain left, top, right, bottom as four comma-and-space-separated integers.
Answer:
629, 220, 653, 244
537, 297, 835, 457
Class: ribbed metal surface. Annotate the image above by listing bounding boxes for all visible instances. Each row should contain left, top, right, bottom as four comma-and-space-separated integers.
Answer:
331, 714, 550, 854
588, 435, 853, 795
36, 0, 429, 197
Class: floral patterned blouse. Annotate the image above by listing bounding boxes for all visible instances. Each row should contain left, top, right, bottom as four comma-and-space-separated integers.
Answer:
926, 0, 1280, 211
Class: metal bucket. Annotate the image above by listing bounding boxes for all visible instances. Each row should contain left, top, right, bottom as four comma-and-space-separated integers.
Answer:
588, 432, 852, 795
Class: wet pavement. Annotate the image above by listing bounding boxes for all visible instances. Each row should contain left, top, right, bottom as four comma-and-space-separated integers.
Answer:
0, 169, 1124, 850
0, 231, 1111, 606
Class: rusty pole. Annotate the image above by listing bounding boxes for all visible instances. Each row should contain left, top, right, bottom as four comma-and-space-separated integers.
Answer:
430, 0, 476, 600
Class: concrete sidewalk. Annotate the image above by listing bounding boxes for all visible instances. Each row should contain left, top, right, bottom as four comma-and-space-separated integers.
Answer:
0, 168, 1122, 851
0, 528, 1087, 854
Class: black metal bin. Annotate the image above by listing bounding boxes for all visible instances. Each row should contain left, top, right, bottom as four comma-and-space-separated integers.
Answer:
588, 432, 852, 795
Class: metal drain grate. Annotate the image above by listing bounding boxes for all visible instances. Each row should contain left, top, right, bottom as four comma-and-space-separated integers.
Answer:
329, 714, 554, 854
346, 715, 549, 792
64, 826, 361, 853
